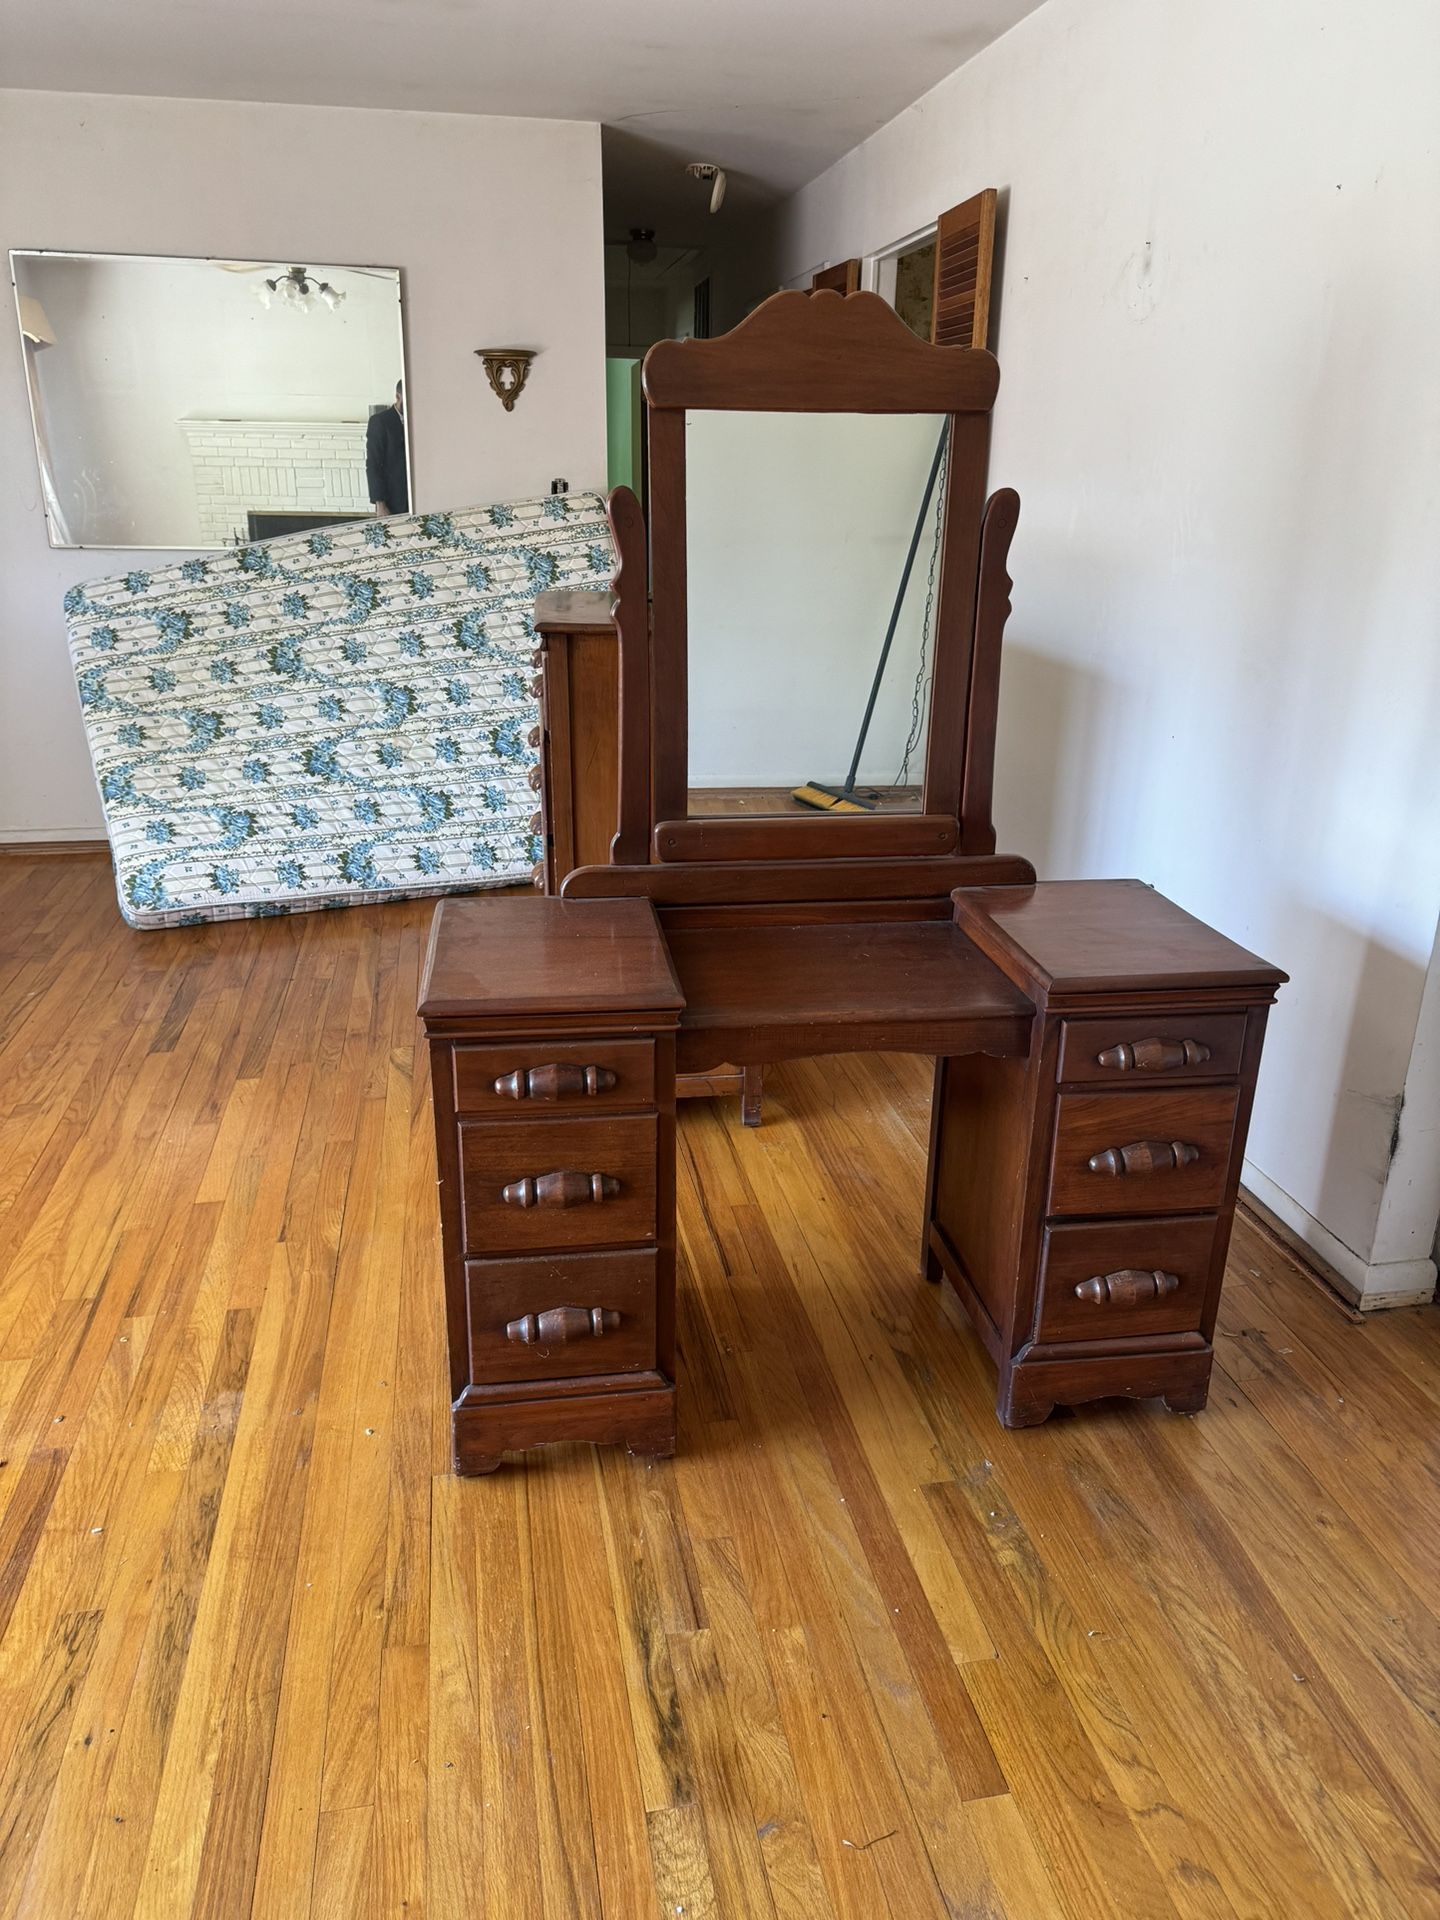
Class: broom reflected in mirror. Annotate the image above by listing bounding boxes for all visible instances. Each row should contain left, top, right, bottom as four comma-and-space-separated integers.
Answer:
792, 419, 949, 813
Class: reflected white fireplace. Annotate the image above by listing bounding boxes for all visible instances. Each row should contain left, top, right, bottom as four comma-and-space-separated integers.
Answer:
180, 416, 370, 545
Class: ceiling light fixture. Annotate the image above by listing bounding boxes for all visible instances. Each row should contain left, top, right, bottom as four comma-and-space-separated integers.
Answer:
625, 228, 658, 265
257, 265, 347, 312
685, 163, 727, 214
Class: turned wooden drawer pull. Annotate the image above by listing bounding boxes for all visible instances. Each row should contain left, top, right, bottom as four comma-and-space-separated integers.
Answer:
493, 1063, 619, 1101
1086, 1139, 1200, 1177
527, 724, 542, 750
527, 764, 543, 791
1096, 1037, 1212, 1072
506, 1304, 620, 1345
501, 1169, 620, 1208
1074, 1269, 1181, 1308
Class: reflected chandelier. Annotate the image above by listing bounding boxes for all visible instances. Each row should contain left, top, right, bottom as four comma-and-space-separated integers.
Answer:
257, 266, 346, 312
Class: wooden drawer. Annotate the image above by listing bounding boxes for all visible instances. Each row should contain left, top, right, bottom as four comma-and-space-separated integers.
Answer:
453, 1038, 654, 1115
1057, 1012, 1246, 1086
1047, 1086, 1238, 1217
466, 1248, 657, 1383
1037, 1215, 1219, 1341
459, 1114, 657, 1254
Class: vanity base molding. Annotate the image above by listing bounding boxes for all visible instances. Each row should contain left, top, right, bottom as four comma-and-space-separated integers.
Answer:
453, 1375, 676, 1475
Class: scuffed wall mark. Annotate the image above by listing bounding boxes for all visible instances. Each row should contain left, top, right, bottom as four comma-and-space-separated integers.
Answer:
1388, 1092, 1405, 1166
1121, 238, 1168, 321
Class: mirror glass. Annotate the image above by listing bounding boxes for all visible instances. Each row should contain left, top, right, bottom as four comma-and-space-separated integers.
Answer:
684, 409, 947, 817
10, 249, 408, 550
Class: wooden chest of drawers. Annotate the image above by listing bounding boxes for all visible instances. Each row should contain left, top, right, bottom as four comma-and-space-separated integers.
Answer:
419, 895, 684, 1473
929, 881, 1285, 1426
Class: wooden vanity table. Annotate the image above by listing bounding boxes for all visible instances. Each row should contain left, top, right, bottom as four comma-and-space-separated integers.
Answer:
419, 290, 1285, 1471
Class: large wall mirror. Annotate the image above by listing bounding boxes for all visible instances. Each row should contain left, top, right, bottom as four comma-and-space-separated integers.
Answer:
685, 409, 948, 817
10, 249, 409, 550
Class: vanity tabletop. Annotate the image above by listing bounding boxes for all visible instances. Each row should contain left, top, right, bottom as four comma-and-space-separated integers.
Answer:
418, 895, 683, 1021
664, 917, 1032, 1039
954, 879, 1288, 998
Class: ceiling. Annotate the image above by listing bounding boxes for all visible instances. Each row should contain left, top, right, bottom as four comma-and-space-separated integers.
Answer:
3, 0, 1044, 242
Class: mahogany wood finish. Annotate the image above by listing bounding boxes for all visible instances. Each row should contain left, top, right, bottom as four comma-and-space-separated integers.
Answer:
642, 289, 1006, 852
930, 881, 1285, 1426
493, 1061, 619, 1101
1035, 1215, 1222, 1342
1058, 1008, 1246, 1083
420, 894, 682, 1023
532, 587, 621, 891
500, 1167, 624, 1211
957, 486, 1018, 853
643, 286, 1000, 414
605, 485, 653, 865
563, 851, 1037, 906
463, 1114, 657, 1250
454, 1036, 653, 1113
420, 291, 1287, 1458
664, 918, 1033, 1074
653, 812, 960, 862
1072, 1268, 1181, 1309
469, 1248, 657, 1383
505, 1304, 620, 1343
1097, 1036, 1210, 1072
421, 896, 683, 1470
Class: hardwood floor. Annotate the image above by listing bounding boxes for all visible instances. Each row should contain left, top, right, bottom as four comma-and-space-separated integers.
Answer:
1, 852, 1437, 1919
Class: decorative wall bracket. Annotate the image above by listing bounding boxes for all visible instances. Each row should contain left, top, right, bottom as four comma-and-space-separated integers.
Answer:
476, 348, 536, 411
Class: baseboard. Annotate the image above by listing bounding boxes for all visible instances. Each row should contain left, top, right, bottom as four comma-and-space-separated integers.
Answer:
1241, 1164, 1437, 1311
0, 831, 108, 855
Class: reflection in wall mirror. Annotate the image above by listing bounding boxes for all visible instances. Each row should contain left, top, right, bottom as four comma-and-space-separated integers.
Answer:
684, 409, 948, 817
9, 249, 408, 550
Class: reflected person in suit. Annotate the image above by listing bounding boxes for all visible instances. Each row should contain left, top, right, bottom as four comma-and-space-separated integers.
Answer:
367, 379, 409, 516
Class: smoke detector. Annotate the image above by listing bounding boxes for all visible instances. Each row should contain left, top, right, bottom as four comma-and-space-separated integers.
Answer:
686, 162, 727, 214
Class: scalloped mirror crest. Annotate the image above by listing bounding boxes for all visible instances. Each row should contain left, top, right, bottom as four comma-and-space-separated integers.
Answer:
641, 289, 999, 415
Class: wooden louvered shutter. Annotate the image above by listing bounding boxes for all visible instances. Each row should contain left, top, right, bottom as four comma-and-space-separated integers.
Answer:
810, 258, 860, 295
931, 190, 997, 347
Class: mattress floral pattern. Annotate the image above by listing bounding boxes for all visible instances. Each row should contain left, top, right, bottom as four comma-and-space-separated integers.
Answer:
63, 495, 614, 928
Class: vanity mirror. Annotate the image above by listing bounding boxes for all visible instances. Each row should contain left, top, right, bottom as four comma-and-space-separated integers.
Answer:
685, 409, 948, 818
634, 289, 1009, 866
10, 249, 407, 549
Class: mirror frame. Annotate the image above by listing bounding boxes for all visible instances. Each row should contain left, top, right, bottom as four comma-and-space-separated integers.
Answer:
640, 289, 1000, 864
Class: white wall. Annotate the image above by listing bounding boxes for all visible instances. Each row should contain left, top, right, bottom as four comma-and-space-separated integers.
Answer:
760, 0, 1440, 1302
0, 89, 607, 838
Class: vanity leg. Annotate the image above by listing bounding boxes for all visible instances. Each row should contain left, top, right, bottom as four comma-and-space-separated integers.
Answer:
1164, 1377, 1211, 1415
741, 1065, 765, 1128
996, 1361, 1057, 1429
1000, 1401, 1055, 1430
453, 1433, 504, 1476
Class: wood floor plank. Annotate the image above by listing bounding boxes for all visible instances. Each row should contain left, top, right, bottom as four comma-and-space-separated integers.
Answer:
0, 865, 1433, 1920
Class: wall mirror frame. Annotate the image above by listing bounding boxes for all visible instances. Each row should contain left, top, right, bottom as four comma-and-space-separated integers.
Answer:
633, 288, 1006, 866
10, 247, 410, 552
